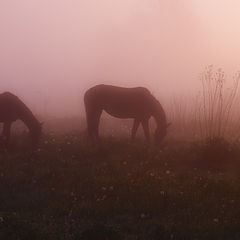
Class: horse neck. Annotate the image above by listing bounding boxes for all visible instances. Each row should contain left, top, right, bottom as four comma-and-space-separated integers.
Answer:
19, 108, 40, 133
152, 101, 167, 129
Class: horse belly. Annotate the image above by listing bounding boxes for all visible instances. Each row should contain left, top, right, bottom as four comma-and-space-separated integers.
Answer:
104, 110, 135, 119
104, 104, 149, 119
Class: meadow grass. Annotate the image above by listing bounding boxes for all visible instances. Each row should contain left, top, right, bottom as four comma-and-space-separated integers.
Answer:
1, 135, 240, 239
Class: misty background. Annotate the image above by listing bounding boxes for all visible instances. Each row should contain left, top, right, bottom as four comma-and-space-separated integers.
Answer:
1, 0, 240, 125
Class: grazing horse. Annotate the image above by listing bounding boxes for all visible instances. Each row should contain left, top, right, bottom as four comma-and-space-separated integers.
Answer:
84, 84, 170, 144
0, 92, 42, 149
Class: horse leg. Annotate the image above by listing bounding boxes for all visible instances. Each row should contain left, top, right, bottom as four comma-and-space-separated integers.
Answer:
86, 115, 95, 143
85, 104, 96, 143
141, 119, 150, 142
86, 107, 102, 144
93, 109, 102, 142
131, 119, 140, 141
2, 122, 12, 149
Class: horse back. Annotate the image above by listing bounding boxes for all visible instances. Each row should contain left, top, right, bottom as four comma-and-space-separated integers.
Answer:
84, 85, 156, 118
0, 92, 26, 122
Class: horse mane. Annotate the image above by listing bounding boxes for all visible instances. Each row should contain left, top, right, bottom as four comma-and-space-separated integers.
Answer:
151, 95, 167, 128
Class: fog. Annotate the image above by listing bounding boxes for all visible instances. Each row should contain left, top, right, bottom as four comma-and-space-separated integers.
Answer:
1, 0, 240, 117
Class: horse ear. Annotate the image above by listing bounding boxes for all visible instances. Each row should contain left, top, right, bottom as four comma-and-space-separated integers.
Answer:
166, 122, 171, 128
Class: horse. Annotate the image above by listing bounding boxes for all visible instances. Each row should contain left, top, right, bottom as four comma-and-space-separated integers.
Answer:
84, 84, 170, 144
0, 92, 42, 149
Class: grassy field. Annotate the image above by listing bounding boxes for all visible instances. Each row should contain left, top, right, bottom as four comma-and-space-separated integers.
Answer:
1, 134, 240, 239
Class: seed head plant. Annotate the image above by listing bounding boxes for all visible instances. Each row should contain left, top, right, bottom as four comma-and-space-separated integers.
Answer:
198, 65, 240, 141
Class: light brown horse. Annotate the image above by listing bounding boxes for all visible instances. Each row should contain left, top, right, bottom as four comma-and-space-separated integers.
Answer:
0, 92, 42, 149
84, 84, 170, 144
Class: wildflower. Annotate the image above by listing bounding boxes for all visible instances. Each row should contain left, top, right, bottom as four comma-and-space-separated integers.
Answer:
96, 195, 106, 202
213, 218, 219, 223
166, 170, 170, 174
150, 172, 154, 177
0, 217, 4, 223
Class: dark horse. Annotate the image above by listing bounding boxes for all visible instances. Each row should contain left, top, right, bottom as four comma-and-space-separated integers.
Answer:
0, 92, 42, 149
84, 84, 170, 144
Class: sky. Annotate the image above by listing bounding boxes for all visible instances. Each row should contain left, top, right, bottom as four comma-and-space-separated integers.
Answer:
1, 0, 240, 116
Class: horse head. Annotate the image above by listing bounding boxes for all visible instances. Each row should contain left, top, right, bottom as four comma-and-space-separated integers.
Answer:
29, 122, 43, 149
154, 122, 171, 145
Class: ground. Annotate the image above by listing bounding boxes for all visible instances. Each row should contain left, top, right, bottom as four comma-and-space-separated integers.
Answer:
0, 134, 240, 239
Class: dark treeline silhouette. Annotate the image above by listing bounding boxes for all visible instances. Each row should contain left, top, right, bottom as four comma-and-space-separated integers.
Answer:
84, 84, 170, 144
0, 92, 42, 149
